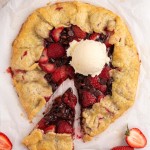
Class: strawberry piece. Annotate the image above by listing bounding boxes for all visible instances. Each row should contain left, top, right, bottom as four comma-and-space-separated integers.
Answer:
57, 121, 73, 134
51, 27, 64, 42
99, 66, 111, 79
72, 25, 86, 39
39, 48, 48, 64
88, 76, 107, 93
37, 118, 47, 130
66, 66, 75, 79
125, 127, 147, 148
0, 132, 12, 150
44, 125, 56, 134
51, 66, 67, 83
40, 63, 55, 73
47, 43, 66, 58
62, 88, 77, 109
52, 66, 74, 84
89, 33, 100, 40
111, 146, 134, 150
81, 91, 96, 107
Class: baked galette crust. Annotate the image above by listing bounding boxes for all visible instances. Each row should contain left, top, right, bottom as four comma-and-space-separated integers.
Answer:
11, 1, 140, 144
23, 129, 72, 150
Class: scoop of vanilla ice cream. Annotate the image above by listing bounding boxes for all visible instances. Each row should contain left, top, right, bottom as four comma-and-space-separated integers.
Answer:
67, 40, 110, 77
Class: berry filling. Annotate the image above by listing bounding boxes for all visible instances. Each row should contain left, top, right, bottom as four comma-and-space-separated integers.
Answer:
37, 88, 77, 135
39, 25, 115, 108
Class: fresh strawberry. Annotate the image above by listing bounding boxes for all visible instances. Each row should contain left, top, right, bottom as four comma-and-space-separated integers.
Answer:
47, 43, 66, 58
111, 146, 134, 150
44, 125, 56, 134
40, 63, 55, 73
99, 66, 111, 79
125, 127, 147, 148
39, 48, 48, 64
72, 25, 86, 39
89, 33, 100, 40
57, 121, 73, 134
51, 27, 64, 42
0, 132, 12, 150
51, 66, 74, 84
62, 88, 77, 109
81, 91, 96, 107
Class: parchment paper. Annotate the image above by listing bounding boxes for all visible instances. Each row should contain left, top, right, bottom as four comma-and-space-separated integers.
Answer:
0, 0, 150, 149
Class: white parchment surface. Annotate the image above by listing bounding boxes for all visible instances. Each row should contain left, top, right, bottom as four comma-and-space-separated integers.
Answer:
0, 0, 150, 149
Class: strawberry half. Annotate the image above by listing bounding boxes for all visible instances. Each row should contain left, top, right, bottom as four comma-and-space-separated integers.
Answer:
81, 91, 96, 107
57, 121, 73, 134
51, 27, 64, 42
0, 132, 12, 150
125, 127, 147, 148
47, 43, 66, 58
72, 25, 86, 39
111, 146, 134, 150
39, 63, 55, 73
39, 48, 48, 64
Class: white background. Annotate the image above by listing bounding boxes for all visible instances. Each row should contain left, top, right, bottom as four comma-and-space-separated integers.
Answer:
0, 0, 150, 149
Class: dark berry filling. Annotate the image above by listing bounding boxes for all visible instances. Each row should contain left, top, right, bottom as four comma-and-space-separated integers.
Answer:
39, 25, 115, 107
37, 88, 77, 134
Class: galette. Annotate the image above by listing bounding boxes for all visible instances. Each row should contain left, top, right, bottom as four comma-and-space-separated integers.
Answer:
10, 1, 140, 149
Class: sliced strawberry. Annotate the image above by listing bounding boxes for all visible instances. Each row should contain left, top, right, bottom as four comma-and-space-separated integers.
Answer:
47, 43, 66, 58
62, 88, 77, 109
57, 121, 73, 134
72, 25, 86, 39
51, 27, 64, 42
40, 63, 55, 73
39, 48, 48, 64
125, 127, 147, 148
81, 91, 96, 107
99, 66, 111, 79
44, 125, 56, 134
111, 146, 134, 150
0, 132, 12, 150
89, 33, 100, 40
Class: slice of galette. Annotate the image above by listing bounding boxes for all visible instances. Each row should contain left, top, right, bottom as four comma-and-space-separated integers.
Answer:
23, 88, 77, 150
11, 1, 140, 145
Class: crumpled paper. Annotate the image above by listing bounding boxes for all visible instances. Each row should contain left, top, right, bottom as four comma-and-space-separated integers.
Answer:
0, 0, 150, 149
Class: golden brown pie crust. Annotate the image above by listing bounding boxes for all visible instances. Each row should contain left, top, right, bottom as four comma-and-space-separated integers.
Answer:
11, 1, 140, 149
